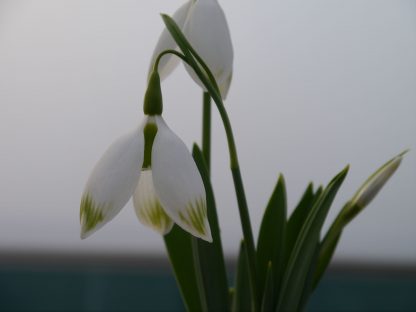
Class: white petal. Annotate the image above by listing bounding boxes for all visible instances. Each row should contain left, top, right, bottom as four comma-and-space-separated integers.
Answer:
151, 116, 212, 242
183, 0, 233, 99
80, 127, 144, 239
148, 1, 193, 80
133, 169, 174, 235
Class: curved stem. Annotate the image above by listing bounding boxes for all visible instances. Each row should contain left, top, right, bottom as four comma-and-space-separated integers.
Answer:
154, 49, 188, 72
154, 47, 258, 310
202, 92, 211, 173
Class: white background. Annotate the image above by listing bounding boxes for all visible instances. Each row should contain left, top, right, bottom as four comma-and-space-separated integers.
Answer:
0, 0, 415, 264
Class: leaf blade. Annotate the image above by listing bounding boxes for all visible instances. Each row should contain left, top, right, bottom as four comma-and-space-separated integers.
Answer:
192, 144, 230, 311
276, 166, 349, 311
164, 226, 203, 312
233, 241, 253, 312
256, 174, 287, 307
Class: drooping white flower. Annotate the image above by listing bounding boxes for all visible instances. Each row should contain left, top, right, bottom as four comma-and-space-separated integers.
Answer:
80, 115, 212, 242
150, 0, 233, 99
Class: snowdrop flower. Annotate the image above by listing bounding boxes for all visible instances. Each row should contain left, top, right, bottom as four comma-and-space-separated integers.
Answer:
150, 0, 233, 98
80, 72, 212, 242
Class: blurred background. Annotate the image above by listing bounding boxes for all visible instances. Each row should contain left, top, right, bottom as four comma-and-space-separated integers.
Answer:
0, 0, 415, 310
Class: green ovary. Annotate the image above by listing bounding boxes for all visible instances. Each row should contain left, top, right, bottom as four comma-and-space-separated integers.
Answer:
80, 194, 105, 232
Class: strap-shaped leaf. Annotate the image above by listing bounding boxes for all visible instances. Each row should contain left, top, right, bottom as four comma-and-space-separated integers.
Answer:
164, 226, 203, 312
232, 241, 253, 312
256, 174, 287, 305
192, 144, 230, 311
298, 242, 320, 311
284, 184, 321, 266
261, 262, 274, 312
276, 166, 349, 311
313, 231, 341, 289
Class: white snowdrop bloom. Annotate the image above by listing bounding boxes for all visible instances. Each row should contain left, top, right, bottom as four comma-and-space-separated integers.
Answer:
80, 116, 212, 242
150, 0, 233, 99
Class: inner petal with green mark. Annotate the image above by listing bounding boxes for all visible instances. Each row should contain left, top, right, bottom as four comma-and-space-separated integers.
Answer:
133, 169, 173, 235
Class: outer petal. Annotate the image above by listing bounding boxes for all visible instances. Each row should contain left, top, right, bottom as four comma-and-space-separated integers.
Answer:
133, 169, 173, 235
148, 1, 193, 80
151, 116, 212, 242
183, 0, 233, 99
80, 127, 144, 239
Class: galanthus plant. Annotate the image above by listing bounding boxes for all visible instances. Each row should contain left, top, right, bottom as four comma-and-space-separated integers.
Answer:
80, 1, 407, 311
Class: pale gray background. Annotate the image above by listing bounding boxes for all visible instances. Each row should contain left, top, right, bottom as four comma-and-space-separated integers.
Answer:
0, 0, 415, 264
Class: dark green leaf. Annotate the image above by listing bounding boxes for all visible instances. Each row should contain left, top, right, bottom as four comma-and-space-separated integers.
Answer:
261, 262, 274, 312
164, 226, 203, 312
298, 242, 320, 311
284, 183, 315, 265
313, 231, 341, 289
276, 166, 349, 311
233, 241, 253, 312
192, 144, 230, 311
256, 174, 287, 306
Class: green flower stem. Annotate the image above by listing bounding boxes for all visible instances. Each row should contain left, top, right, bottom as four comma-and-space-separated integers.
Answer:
202, 92, 211, 173
231, 167, 259, 307
154, 44, 258, 310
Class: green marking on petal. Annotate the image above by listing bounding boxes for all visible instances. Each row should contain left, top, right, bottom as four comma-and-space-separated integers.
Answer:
80, 194, 105, 233
140, 197, 172, 233
178, 197, 207, 236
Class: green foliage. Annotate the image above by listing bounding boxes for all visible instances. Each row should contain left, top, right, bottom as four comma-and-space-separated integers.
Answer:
192, 145, 230, 312
261, 262, 274, 312
232, 241, 253, 312
277, 166, 349, 311
158, 13, 406, 312
257, 175, 287, 307
163, 226, 203, 312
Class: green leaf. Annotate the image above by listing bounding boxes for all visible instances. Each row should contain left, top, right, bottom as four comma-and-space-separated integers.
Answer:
313, 150, 407, 289
276, 166, 349, 311
312, 231, 341, 290
164, 226, 203, 312
192, 144, 230, 311
256, 174, 287, 307
298, 242, 320, 311
233, 241, 253, 312
261, 262, 274, 312
284, 183, 316, 265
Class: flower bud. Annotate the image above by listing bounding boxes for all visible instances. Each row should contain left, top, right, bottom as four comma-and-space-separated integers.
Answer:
350, 151, 407, 209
